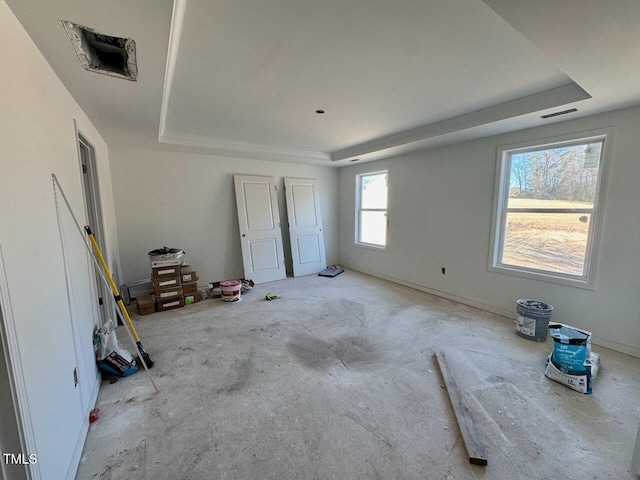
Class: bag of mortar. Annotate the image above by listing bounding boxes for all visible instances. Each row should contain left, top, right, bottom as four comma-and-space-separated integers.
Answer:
94, 319, 138, 377
545, 322, 599, 394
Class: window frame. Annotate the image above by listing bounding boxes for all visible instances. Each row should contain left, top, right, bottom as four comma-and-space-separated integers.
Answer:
489, 129, 613, 289
355, 170, 389, 250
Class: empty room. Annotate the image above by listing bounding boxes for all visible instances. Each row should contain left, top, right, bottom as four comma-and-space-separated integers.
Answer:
1, 1, 640, 479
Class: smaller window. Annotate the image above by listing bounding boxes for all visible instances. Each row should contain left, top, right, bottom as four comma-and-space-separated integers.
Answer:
355, 171, 388, 248
490, 131, 610, 288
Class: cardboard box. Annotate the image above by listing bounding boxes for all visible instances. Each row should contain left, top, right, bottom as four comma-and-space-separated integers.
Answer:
148, 248, 184, 263
182, 281, 198, 296
181, 271, 197, 283
184, 294, 200, 305
138, 304, 156, 316
155, 285, 183, 300
182, 282, 199, 305
152, 265, 181, 278
180, 265, 197, 283
151, 259, 184, 268
156, 295, 184, 312
136, 294, 155, 316
152, 275, 181, 290
122, 278, 153, 305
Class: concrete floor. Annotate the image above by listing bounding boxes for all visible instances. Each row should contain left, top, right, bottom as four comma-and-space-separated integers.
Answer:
76, 271, 640, 479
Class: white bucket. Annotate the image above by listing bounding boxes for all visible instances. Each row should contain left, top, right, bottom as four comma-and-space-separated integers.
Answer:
220, 280, 241, 302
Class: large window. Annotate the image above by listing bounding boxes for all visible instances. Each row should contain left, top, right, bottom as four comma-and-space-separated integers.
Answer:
356, 171, 388, 248
490, 131, 610, 288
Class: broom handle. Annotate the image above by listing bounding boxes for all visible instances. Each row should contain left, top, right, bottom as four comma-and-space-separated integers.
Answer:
52, 174, 157, 392
86, 228, 141, 343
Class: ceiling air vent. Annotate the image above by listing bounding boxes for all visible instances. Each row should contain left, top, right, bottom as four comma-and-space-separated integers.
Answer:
541, 108, 577, 119
61, 21, 138, 81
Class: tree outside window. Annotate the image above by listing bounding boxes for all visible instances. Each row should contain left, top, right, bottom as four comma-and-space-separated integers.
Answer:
491, 133, 609, 287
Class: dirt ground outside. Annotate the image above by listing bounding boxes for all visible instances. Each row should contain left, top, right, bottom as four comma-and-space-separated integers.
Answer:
502, 198, 593, 275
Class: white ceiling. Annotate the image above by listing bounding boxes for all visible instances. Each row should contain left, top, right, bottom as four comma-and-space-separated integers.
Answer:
7, 0, 640, 165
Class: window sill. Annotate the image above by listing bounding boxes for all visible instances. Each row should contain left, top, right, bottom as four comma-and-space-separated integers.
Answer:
354, 242, 387, 252
489, 264, 595, 290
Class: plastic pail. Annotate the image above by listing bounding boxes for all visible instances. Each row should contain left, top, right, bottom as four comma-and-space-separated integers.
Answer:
515, 299, 553, 341
220, 280, 242, 302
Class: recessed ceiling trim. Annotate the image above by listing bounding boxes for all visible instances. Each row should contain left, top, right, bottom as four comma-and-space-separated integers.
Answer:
331, 83, 591, 162
159, 133, 331, 163
158, 0, 187, 141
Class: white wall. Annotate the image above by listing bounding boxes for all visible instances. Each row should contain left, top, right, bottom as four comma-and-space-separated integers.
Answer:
0, 2, 120, 478
339, 105, 640, 357
110, 147, 338, 285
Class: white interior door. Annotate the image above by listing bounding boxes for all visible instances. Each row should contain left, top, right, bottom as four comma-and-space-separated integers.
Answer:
234, 175, 286, 284
284, 178, 326, 277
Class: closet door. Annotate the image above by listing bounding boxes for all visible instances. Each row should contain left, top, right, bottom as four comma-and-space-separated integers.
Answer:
284, 178, 326, 277
234, 175, 286, 284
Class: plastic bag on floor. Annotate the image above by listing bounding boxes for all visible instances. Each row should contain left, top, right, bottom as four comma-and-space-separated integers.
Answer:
545, 322, 599, 394
94, 319, 138, 377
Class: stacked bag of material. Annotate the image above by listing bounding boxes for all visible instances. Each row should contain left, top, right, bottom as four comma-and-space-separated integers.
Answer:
545, 322, 600, 394
94, 319, 137, 377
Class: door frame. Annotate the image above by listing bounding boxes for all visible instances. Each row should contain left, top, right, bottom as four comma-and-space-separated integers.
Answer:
0, 244, 39, 480
75, 123, 110, 325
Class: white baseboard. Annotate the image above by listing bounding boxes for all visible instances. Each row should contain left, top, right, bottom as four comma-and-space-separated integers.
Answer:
344, 265, 513, 318
344, 265, 640, 359
589, 337, 640, 359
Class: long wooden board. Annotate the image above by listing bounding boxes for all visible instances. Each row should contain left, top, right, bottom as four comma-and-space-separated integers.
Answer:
435, 350, 488, 466
633, 421, 640, 475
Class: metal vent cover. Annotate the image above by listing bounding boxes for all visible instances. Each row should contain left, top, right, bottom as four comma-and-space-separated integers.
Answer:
541, 108, 577, 119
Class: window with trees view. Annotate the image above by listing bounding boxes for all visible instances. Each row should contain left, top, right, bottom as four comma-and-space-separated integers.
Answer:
490, 132, 610, 287
356, 171, 388, 248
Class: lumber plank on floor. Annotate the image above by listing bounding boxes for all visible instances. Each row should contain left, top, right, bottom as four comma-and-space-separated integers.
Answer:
435, 350, 488, 466
633, 421, 640, 475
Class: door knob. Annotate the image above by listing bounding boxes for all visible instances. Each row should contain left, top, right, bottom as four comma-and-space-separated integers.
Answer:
242, 234, 246, 237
